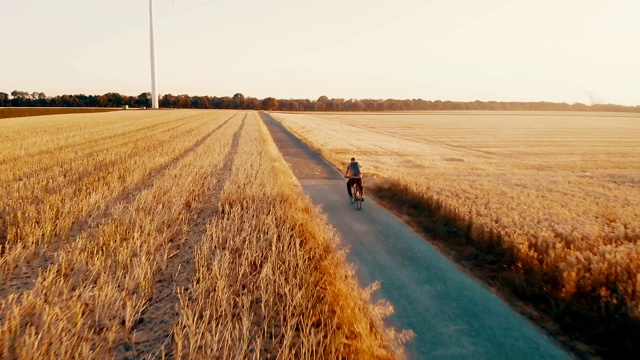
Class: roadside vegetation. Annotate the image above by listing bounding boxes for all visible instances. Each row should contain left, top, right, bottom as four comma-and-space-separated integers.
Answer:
272, 110, 640, 359
0, 110, 410, 359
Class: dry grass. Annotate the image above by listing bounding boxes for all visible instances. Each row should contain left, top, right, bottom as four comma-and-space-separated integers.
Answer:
0, 110, 409, 358
272, 110, 640, 358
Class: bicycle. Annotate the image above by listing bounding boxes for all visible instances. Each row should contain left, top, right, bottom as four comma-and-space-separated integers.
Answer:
349, 181, 363, 210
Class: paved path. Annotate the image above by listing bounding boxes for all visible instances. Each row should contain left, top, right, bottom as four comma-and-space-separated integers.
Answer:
260, 112, 573, 360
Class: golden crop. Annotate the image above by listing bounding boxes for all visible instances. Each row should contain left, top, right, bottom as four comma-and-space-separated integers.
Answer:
0, 110, 409, 359
273, 110, 640, 352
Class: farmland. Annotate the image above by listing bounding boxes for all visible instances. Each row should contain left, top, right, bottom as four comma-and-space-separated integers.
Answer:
0, 107, 119, 119
272, 111, 640, 357
0, 110, 409, 359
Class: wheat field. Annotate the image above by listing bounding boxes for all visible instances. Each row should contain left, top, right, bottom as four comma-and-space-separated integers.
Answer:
0, 110, 410, 359
272, 110, 640, 355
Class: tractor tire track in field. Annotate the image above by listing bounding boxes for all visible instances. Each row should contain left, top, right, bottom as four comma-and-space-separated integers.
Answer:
4, 112, 210, 182
5, 115, 209, 201
0, 114, 214, 263
0, 113, 239, 304
0, 111, 207, 167
127, 114, 247, 359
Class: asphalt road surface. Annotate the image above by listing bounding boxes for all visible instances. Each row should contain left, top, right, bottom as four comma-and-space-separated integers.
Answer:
260, 112, 573, 360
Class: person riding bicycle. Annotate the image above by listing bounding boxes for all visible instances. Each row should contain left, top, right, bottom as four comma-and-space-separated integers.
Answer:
345, 157, 364, 201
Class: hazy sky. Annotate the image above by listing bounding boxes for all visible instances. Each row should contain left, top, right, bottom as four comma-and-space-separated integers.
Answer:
2, 0, 639, 105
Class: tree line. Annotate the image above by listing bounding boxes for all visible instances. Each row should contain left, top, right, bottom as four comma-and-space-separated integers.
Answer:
2, 90, 638, 113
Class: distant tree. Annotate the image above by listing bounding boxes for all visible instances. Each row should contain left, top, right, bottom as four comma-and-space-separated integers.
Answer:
208, 96, 222, 109
327, 98, 344, 111
175, 95, 191, 108
571, 102, 588, 111
29, 92, 46, 101
361, 100, 376, 111
11, 90, 30, 107
32, 92, 48, 106
262, 97, 278, 110
315, 96, 328, 111
280, 99, 303, 111
160, 94, 177, 108
82, 94, 100, 107
384, 99, 399, 111
232, 93, 245, 109
0, 92, 10, 107
11, 90, 28, 99
217, 96, 231, 108
343, 99, 356, 111
442, 101, 461, 110
486, 101, 499, 110
277, 99, 292, 111
56, 94, 82, 107
191, 96, 210, 109
101, 92, 124, 107
245, 97, 261, 110
10, 90, 29, 106
94, 94, 107, 107
295, 99, 313, 111
135, 92, 151, 108
402, 99, 414, 110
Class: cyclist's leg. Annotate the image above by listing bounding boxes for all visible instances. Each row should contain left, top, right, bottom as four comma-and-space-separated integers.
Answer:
356, 178, 363, 197
346, 178, 354, 197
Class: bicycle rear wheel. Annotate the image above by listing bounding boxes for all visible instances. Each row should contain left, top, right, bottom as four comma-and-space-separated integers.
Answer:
350, 183, 357, 204
354, 187, 362, 210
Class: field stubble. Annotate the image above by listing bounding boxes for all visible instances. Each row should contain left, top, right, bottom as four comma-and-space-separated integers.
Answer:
0, 110, 409, 359
272, 111, 640, 358
0, 107, 119, 120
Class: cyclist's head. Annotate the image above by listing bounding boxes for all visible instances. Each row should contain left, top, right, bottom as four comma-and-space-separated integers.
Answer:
351, 157, 355, 161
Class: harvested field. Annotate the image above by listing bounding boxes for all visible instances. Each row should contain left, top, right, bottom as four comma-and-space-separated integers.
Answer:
0, 107, 119, 119
272, 110, 640, 358
0, 110, 409, 359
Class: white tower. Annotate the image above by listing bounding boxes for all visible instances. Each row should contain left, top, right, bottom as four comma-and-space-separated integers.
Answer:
149, 0, 159, 109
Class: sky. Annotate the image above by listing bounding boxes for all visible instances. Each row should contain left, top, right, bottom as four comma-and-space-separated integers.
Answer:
1, 0, 639, 105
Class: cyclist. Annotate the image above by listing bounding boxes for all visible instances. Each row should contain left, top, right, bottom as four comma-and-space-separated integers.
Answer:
344, 157, 364, 201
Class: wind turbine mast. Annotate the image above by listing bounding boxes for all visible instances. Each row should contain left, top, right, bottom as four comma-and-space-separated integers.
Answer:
149, 0, 159, 109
